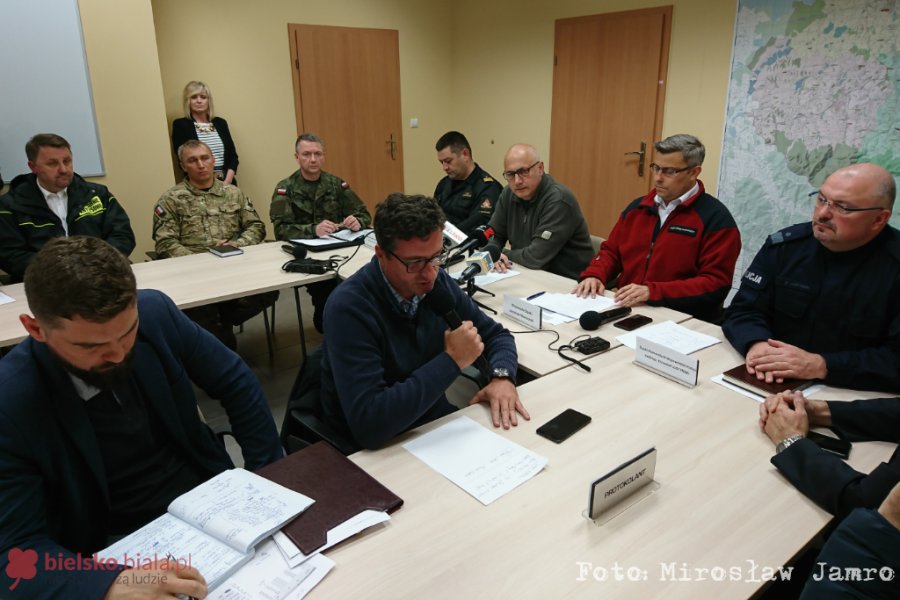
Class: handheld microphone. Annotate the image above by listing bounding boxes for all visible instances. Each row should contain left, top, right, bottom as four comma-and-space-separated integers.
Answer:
422, 287, 491, 379
450, 225, 494, 257
579, 306, 632, 331
457, 245, 501, 284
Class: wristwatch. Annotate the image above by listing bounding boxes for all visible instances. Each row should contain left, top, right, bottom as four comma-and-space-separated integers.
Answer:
491, 367, 513, 382
776, 434, 804, 454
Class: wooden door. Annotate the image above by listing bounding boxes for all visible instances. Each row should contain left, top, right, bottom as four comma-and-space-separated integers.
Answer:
288, 24, 404, 214
550, 7, 671, 237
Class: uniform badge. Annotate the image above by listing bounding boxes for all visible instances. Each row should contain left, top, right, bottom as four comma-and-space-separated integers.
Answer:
462, 192, 472, 198
541, 230, 553, 240
341, 181, 349, 189
276, 188, 287, 195
483, 176, 494, 183
480, 198, 492, 209
154, 205, 165, 217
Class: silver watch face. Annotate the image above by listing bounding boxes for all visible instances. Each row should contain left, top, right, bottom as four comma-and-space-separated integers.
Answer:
492, 368, 510, 379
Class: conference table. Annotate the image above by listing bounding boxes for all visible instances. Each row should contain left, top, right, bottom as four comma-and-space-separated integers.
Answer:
313, 318, 893, 599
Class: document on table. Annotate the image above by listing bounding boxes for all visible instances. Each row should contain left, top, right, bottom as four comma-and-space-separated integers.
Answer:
0, 291, 13, 305
616, 320, 720, 354
272, 509, 391, 568
403, 416, 547, 505
207, 538, 334, 600
529, 293, 616, 319
448, 266, 520, 286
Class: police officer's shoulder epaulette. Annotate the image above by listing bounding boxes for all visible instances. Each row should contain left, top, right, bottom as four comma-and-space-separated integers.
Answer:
767, 222, 812, 246
483, 176, 494, 183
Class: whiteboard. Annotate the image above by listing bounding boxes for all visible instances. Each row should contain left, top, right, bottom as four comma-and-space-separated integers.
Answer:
0, 0, 104, 180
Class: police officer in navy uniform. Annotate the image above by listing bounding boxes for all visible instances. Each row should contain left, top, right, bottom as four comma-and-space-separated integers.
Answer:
723, 162, 900, 392
433, 131, 501, 233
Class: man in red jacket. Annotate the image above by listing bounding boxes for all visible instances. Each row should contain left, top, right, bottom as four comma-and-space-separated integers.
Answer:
573, 134, 741, 322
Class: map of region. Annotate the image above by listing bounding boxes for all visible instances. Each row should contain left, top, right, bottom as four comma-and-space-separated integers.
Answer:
718, 0, 898, 283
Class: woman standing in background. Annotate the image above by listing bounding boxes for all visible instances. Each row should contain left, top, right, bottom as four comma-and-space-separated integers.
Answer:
171, 81, 239, 184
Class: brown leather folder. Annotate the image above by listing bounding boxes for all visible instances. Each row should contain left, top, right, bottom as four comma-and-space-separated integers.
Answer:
721, 364, 814, 397
255, 441, 403, 555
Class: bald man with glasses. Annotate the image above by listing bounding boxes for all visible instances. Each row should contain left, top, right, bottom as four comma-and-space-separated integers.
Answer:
574, 134, 741, 323
723, 162, 900, 392
488, 144, 593, 280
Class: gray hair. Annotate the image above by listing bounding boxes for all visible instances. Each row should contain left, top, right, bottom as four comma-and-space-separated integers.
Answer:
654, 134, 705, 167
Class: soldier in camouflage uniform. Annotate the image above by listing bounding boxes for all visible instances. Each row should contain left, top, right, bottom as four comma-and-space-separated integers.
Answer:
434, 131, 501, 233
153, 140, 276, 349
270, 133, 372, 332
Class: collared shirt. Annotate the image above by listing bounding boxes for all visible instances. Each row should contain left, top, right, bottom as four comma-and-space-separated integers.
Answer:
69, 373, 101, 401
655, 182, 699, 226
37, 182, 69, 234
377, 260, 423, 317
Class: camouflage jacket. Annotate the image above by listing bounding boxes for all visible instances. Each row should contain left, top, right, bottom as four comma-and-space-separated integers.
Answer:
270, 170, 371, 240
153, 178, 266, 257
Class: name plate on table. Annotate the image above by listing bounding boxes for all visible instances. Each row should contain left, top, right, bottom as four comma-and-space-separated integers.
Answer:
503, 294, 542, 329
634, 336, 698, 387
588, 447, 658, 520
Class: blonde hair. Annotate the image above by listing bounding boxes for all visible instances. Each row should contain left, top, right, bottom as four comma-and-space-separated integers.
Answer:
182, 80, 215, 120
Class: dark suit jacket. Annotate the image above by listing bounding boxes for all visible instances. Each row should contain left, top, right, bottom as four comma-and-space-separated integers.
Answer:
0, 290, 283, 599
772, 398, 900, 517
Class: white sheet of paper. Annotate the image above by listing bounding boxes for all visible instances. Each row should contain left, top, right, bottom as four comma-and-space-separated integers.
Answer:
529, 293, 616, 319
290, 237, 341, 246
448, 266, 520, 286
475, 269, 520, 286
0, 291, 14, 305
329, 228, 373, 242
272, 509, 390, 568
169, 468, 314, 553
617, 320, 720, 354
207, 538, 334, 600
403, 416, 547, 505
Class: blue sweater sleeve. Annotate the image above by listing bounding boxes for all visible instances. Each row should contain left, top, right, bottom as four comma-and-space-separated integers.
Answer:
322, 286, 461, 449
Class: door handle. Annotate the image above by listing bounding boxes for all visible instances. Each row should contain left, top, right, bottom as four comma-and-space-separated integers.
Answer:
386, 133, 397, 160
624, 142, 646, 177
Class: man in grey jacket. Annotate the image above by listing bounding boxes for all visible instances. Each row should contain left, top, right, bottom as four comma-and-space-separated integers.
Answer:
488, 144, 593, 280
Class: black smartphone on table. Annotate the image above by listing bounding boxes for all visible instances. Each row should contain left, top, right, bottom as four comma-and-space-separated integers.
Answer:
536, 409, 592, 443
614, 314, 652, 331
806, 431, 851, 459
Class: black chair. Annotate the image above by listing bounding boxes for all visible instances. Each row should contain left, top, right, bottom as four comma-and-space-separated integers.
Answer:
280, 345, 359, 455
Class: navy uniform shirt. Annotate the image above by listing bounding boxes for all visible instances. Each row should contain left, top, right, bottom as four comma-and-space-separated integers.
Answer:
433, 163, 501, 233
723, 222, 900, 392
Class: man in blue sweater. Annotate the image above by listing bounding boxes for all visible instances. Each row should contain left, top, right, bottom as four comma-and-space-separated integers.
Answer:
320, 193, 529, 449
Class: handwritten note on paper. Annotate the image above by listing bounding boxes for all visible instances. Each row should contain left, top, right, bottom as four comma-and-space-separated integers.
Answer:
402, 416, 547, 505
529, 293, 616, 319
98, 513, 249, 590
616, 320, 720, 354
169, 468, 314, 553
